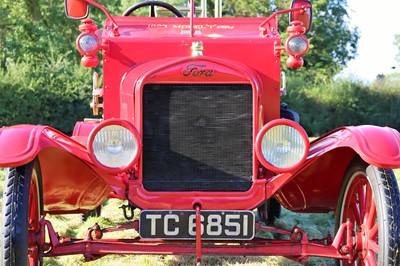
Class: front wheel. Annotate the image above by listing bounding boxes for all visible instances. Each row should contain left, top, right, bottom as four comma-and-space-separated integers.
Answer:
335, 159, 400, 265
1, 159, 44, 266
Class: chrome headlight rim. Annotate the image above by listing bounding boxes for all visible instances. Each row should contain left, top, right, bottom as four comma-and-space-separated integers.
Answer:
87, 119, 141, 173
255, 119, 309, 173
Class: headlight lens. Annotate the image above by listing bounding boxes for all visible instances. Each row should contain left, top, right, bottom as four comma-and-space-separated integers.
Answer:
286, 35, 308, 56
78, 34, 99, 54
256, 119, 309, 172
88, 120, 141, 172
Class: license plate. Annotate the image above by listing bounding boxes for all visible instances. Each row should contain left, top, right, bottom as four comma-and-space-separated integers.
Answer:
139, 210, 255, 240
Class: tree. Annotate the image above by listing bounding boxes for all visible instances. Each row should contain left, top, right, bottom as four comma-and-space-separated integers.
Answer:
166, 0, 359, 82
303, 0, 359, 82
221, 0, 360, 82
0, 0, 80, 68
0, 0, 125, 69
0, 0, 359, 131
0, 0, 95, 132
394, 34, 400, 66
1, 0, 358, 78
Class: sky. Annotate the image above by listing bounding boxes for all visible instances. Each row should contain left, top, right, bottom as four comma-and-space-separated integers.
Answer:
338, 0, 400, 82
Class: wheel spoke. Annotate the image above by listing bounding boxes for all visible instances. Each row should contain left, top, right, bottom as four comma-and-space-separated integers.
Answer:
29, 188, 38, 229
368, 239, 379, 253
364, 250, 377, 266
28, 246, 39, 266
365, 187, 376, 229
337, 164, 400, 266
28, 171, 40, 265
350, 197, 362, 226
357, 183, 366, 219
369, 223, 378, 240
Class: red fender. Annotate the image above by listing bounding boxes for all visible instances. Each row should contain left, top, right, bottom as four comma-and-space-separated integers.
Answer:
309, 125, 400, 169
0, 124, 88, 168
274, 125, 400, 213
0, 124, 126, 213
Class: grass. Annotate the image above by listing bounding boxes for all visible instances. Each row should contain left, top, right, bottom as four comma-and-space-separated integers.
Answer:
282, 78, 400, 137
1, 168, 399, 266
40, 203, 334, 266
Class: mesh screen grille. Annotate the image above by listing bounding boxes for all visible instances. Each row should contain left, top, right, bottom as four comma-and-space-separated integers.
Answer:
142, 84, 253, 191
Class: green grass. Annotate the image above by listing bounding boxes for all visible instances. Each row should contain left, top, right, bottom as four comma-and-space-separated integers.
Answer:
283, 78, 400, 137
1, 168, 399, 265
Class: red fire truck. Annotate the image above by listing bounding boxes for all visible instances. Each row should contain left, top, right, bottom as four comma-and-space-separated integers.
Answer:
1, 0, 400, 265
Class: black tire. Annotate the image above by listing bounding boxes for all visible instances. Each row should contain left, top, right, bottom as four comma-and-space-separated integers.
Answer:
335, 158, 400, 265
1, 160, 43, 266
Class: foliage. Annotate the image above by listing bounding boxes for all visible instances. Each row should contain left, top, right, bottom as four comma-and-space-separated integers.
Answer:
299, 0, 359, 83
219, 0, 359, 82
282, 77, 400, 136
0, 0, 107, 133
0, 53, 93, 134
0, 0, 78, 68
395, 34, 400, 66
0, 0, 360, 134
0, 0, 126, 69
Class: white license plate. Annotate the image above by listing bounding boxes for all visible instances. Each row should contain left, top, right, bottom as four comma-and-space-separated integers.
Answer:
139, 210, 255, 240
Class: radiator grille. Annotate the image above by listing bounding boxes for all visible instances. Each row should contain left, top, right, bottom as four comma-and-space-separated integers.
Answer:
142, 84, 253, 191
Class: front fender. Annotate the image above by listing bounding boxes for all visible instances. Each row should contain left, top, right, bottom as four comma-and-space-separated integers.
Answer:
274, 125, 400, 212
0, 124, 126, 213
310, 125, 400, 169
0, 124, 89, 168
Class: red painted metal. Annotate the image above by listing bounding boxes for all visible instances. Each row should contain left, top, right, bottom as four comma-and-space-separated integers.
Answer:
189, 0, 195, 37
72, 119, 100, 145
259, 4, 311, 36
0, 125, 126, 212
82, 0, 119, 35
100, 16, 281, 120
1, 0, 400, 264
64, 0, 88, 19
338, 173, 378, 264
284, 21, 308, 69
195, 204, 202, 264
290, 0, 312, 32
38, 217, 354, 263
128, 179, 267, 210
28, 170, 41, 264
274, 125, 400, 212
0, 125, 87, 168
126, 55, 268, 210
76, 19, 100, 67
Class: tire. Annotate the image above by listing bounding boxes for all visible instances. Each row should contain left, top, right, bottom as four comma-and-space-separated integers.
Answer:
335, 158, 400, 266
1, 159, 43, 266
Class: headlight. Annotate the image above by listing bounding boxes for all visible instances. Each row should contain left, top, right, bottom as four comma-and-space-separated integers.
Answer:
255, 119, 309, 172
77, 33, 99, 54
286, 35, 308, 56
88, 119, 141, 173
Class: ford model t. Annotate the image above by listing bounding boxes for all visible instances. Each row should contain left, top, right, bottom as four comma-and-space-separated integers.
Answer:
1, 0, 400, 265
